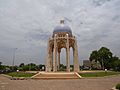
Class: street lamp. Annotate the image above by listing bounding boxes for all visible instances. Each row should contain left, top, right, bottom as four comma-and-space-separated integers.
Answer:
12, 48, 17, 71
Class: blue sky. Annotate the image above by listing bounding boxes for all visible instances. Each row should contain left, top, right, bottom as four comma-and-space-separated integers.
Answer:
0, 0, 120, 65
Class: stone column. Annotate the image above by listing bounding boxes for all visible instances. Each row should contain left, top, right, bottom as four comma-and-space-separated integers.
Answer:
46, 39, 52, 72
53, 34, 57, 72
50, 51, 53, 71
73, 38, 79, 72
66, 34, 70, 72
57, 51, 60, 71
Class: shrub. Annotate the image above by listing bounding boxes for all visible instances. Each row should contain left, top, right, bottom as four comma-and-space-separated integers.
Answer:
116, 83, 120, 90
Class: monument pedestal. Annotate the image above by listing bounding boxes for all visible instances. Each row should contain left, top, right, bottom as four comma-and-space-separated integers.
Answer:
32, 72, 81, 79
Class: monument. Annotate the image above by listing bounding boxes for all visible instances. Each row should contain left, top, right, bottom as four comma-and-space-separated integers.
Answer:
32, 19, 81, 79
46, 19, 79, 72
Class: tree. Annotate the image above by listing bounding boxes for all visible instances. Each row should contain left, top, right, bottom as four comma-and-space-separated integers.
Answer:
38, 64, 45, 71
89, 50, 102, 69
27, 63, 36, 71
98, 47, 113, 69
89, 50, 98, 62
89, 47, 113, 70
109, 56, 119, 69
0, 62, 2, 66
113, 59, 120, 71
22, 65, 29, 71
59, 64, 66, 71
111, 56, 120, 71
19, 63, 25, 67
0, 62, 3, 70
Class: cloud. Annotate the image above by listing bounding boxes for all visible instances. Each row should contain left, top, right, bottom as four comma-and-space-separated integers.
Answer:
0, 0, 120, 65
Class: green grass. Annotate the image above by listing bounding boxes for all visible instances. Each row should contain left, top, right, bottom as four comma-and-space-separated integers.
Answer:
116, 83, 120, 90
79, 71, 120, 77
6, 72, 36, 77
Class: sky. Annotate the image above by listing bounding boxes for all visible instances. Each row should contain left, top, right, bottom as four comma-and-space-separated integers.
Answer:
0, 0, 120, 66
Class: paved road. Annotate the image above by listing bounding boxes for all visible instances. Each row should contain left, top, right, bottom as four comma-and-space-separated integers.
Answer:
0, 75, 120, 90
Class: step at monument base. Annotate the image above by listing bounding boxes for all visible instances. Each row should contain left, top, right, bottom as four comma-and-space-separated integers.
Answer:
32, 72, 81, 79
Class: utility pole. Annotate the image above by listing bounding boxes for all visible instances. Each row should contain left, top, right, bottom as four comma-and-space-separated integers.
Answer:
12, 48, 17, 71
29, 59, 31, 71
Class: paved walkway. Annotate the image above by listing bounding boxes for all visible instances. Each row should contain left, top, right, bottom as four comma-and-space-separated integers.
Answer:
0, 74, 120, 90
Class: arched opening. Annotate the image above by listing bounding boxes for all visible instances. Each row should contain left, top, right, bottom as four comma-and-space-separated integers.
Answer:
70, 47, 73, 71
60, 48, 66, 71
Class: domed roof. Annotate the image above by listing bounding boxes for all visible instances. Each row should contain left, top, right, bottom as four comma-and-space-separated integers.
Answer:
53, 25, 72, 34
53, 19, 72, 36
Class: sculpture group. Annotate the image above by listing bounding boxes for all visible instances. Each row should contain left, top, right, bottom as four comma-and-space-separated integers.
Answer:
46, 19, 79, 72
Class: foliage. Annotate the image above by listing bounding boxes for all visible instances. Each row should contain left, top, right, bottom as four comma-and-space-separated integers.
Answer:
116, 83, 120, 90
0, 64, 10, 71
98, 47, 112, 69
19, 63, 24, 67
18, 63, 36, 71
17, 63, 45, 71
79, 71, 120, 77
90, 50, 98, 62
0, 65, 6, 70
89, 47, 120, 71
0, 61, 46, 72
0, 62, 2, 66
37, 64, 45, 71
113, 59, 120, 71
59, 64, 66, 71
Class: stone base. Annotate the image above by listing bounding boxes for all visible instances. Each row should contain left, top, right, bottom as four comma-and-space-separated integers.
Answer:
31, 72, 81, 79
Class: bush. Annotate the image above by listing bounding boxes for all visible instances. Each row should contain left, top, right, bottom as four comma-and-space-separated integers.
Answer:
116, 83, 120, 90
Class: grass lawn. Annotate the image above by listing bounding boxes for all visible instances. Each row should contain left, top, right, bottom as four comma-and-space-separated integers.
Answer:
116, 83, 120, 90
79, 71, 120, 77
6, 72, 36, 77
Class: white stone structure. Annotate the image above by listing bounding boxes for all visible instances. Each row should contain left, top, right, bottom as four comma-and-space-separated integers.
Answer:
46, 20, 79, 72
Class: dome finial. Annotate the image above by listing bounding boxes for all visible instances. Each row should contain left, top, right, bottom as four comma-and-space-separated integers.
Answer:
60, 18, 64, 24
